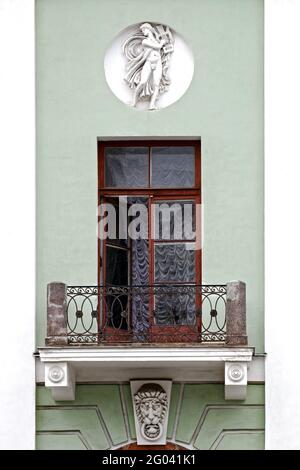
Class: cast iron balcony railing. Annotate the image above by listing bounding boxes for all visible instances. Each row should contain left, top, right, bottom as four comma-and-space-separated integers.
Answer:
45, 282, 247, 346
66, 284, 226, 343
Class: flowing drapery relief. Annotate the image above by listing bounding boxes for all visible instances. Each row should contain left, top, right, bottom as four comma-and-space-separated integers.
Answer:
123, 23, 174, 110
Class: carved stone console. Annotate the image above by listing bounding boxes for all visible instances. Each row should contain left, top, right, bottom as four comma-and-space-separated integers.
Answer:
225, 362, 248, 400
44, 362, 75, 401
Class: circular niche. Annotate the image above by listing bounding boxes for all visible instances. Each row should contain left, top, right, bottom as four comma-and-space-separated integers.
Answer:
104, 22, 194, 111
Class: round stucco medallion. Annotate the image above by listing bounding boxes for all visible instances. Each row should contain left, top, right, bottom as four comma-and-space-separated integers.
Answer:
104, 22, 194, 110
227, 364, 245, 382
48, 365, 65, 383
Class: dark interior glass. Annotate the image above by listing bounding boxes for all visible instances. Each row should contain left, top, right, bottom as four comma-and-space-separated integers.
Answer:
105, 147, 148, 188
105, 198, 128, 248
151, 146, 195, 188
105, 245, 129, 329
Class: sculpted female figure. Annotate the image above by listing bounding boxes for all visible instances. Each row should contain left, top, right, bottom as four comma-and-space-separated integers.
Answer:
123, 23, 174, 110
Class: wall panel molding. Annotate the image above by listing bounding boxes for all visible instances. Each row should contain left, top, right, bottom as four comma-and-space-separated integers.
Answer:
36, 384, 264, 450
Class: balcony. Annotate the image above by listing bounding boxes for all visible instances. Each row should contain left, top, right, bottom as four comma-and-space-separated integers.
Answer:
39, 280, 254, 401
45, 281, 247, 346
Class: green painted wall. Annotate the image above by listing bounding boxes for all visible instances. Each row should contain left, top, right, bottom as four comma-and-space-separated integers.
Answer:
36, 0, 264, 349
36, 384, 265, 450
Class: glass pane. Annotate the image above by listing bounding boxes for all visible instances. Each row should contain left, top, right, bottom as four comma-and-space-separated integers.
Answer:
154, 200, 196, 240
105, 245, 128, 285
154, 243, 195, 282
105, 246, 129, 330
105, 147, 148, 188
154, 287, 196, 326
128, 196, 150, 341
151, 146, 195, 187
100, 198, 128, 248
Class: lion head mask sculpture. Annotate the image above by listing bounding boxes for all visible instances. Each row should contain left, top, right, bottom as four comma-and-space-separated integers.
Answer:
134, 383, 168, 441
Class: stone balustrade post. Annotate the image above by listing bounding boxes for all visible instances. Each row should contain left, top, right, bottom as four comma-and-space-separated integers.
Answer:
225, 281, 247, 346
45, 282, 68, 346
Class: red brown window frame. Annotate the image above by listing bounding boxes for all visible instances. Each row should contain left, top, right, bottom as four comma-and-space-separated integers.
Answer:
97, 140, 202, 339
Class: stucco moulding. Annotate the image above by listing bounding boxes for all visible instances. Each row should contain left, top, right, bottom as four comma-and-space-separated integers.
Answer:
104, 22, 194, 110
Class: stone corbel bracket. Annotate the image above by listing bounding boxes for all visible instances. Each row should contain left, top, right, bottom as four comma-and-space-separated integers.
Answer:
45, 362, 75, 401
225, 361, 248, 400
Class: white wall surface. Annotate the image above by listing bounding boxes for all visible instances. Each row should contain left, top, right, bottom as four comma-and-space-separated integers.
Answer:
265, 0, 300, 450
0, 0, 35, 449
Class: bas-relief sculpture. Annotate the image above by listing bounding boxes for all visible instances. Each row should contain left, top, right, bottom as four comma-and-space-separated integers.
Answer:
131, 381, 172, 445
123, 23, 174, 110
104, 22, 194, 110
134, 383, 168, 441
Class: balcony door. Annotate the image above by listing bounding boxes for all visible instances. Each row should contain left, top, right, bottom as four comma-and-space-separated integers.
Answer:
98, 141, 201, 342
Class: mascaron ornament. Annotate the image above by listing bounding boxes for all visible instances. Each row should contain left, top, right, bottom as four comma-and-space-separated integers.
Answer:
134, 383, 168, 441
123, 22, 174, 110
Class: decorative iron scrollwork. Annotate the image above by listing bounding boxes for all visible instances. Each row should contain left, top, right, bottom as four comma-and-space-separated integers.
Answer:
65, 284, 227, 344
